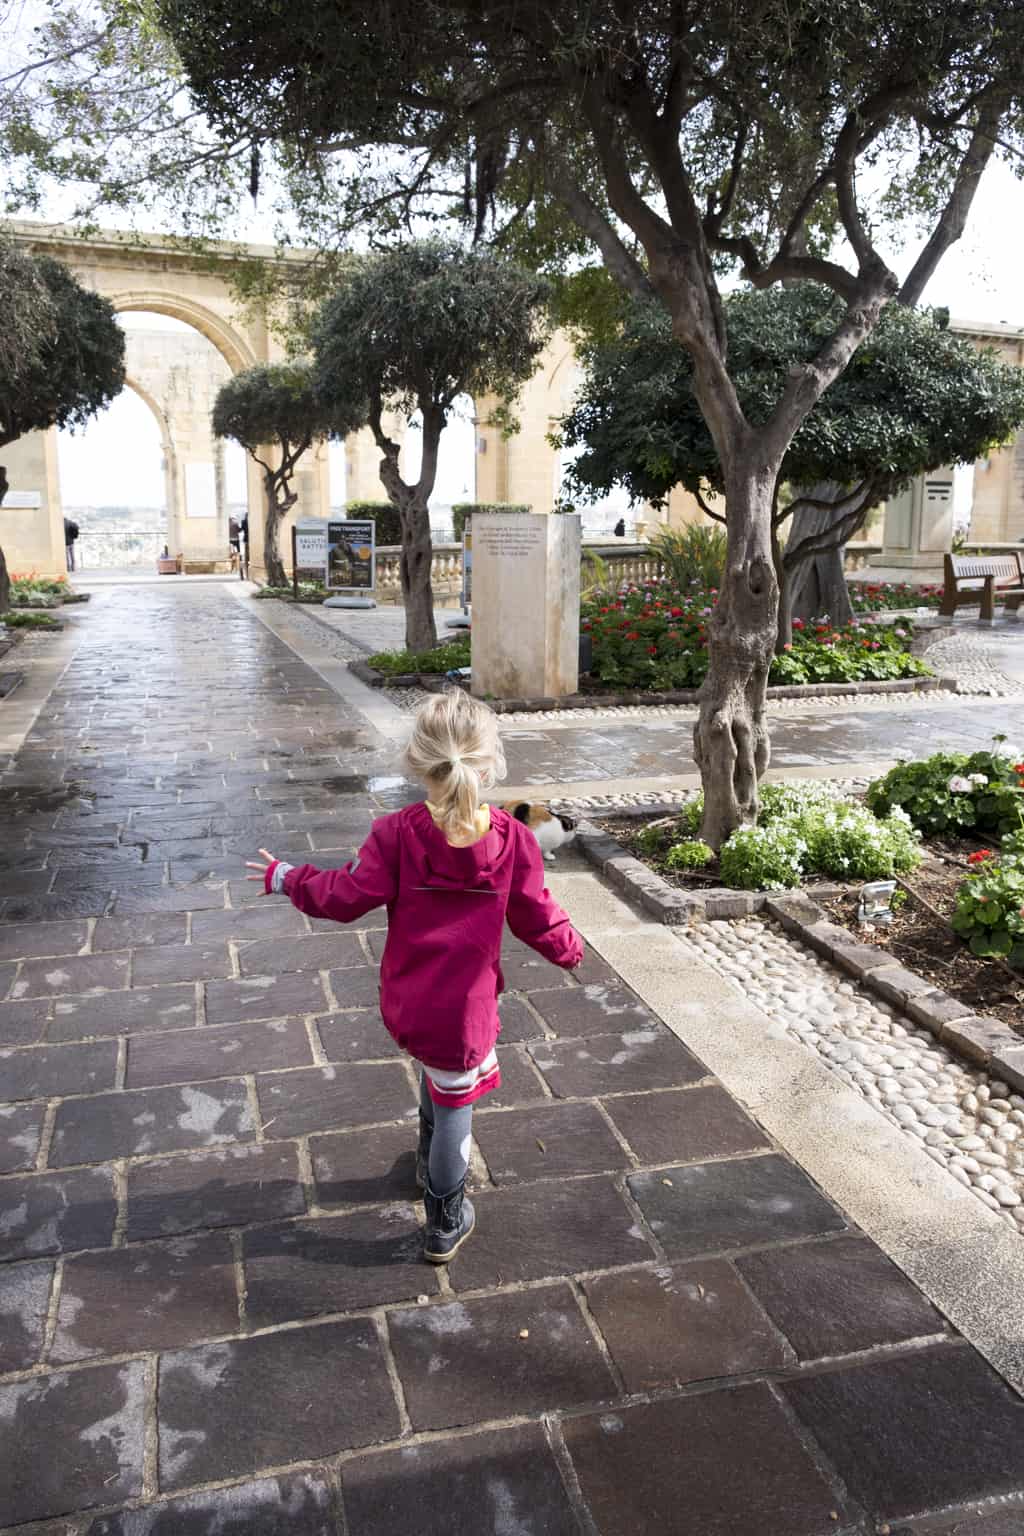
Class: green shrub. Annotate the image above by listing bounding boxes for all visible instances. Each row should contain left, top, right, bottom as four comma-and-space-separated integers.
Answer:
648, 524, 727, 590
367, 637, 471, 676
952, 857, 1024, 967
451, 503, 530, 542
801, 803, 921, 880
866, 745, 1024, 837
345, 501, 403, 546
664, 839, 714, 871
718, 823, 807, 890
758, 781, 842, 826
2, 610, 62, 629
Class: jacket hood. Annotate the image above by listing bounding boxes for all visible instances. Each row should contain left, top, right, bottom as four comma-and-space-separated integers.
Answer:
402, 802, 517, 890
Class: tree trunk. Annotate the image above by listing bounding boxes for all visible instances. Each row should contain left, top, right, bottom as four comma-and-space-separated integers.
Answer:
0, 464, 9, 616
694, 463, 778, 849
262, 470, 288, 589
783, 482, 856, 643
376, 410, 441, 654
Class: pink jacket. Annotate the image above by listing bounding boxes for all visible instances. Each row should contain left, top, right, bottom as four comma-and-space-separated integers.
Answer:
267, 803, 583, 1073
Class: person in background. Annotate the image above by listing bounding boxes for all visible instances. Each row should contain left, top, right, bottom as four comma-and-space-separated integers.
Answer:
64, 516, 80, 572
613, 517, 626, 538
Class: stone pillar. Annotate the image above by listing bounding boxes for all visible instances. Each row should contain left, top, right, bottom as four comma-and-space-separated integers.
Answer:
872, 466, 955, 575
0, 427, 66, 578
471, 512, 581, 700
345, 427, 388, 504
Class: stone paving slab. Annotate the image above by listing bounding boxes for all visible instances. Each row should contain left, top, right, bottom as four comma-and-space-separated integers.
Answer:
3, 583, 1024, 1534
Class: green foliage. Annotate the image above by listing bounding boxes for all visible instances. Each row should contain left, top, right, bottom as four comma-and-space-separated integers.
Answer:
451, 504, 531, 542
952, 859, 1024, 969
312, 244, 550, 430
561, 289, 1024, 512
648, 525, 726, 591
799, 802, 921, 880
367, 638, 471, 676
2, 610, 62, 629
583, 582, 927, 692
212, 362, 363, 458
0, 254, 125, 449
850, 581, 943, 613
719, 824, 808, 891
345, 503, 403, 546
664, 840, 714, 871
866, 747, 1024, 837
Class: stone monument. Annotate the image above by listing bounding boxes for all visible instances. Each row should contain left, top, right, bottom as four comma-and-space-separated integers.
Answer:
471, 511, 581, 700
871, 466, 955, 577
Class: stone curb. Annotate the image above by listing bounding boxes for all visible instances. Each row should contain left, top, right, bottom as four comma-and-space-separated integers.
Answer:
574, 823, 1024, 1086
350, 662, 957, 708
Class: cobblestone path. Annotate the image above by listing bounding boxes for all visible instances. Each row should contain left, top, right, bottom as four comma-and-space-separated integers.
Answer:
2, 586, 1024, 1534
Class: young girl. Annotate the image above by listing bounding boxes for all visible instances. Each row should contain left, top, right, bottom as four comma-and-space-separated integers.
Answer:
247, 691, 583, 1263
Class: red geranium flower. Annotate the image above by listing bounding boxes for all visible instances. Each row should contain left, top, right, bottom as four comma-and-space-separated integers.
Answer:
968, 850, 995, 864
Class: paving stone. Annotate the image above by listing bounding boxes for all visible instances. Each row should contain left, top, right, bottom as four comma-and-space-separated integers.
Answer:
908, 1512, 1024, 1536
0, 1360, 146, 1526
9, 951, 130, 1000
83, 1469, 340, 1535
311, 1124, 420, 1206
528, 1029, 707, 1099
257, 1062, 414, 1138
126, 1017, 312, 1088
388, 1284, 615, 1430
473, 1100, 628, 1183
327, 965, 382, 1011
629, 1154, 846, 1258
158, 1318, 400, 1489
0, 1168, 117, 1260
190, 903, 308, 943
449, 1177, 654, 1290
110, 886, 227, 915
205, 971, 327, 1025
315, 1010, 400, 1061
0, 1258, 53, 1370
573, 948, 619, 986
495, 993, 545, 1042
91, 913, 187, 951
582, 1258, 791, 1391
52, 1233, 239, 1362
0, 997, 50, 1046
237, 932, 365, 977
48, 983, 196, 1041
736, 1234, 945, 1360
0, 920, 89, 963
562, 1383, 847, 1536
51, 1079, 254, 1166
782, 1344, 1024, 1522
0, 1100, 45, 1170
126, 1141, 305, 1240
604, 1084, 770, 1166
243, 1205, 436, 1326
3, 893, 111, 923
131, 943, 233, 987
499, 947, 573, 992
528, 982, 661, 1039
341, 1423, 579, 1536
0, 1040, 118, 1103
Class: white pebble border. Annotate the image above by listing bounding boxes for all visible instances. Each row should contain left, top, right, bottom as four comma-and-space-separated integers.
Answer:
671, 914, 1024, 1231
923, 629, 1024, 697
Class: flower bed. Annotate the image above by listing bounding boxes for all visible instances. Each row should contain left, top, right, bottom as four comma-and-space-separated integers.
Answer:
848, 580, 943, 613
367, 637, 470, 676
583, 581, 930, 690
7, 573, 87, 611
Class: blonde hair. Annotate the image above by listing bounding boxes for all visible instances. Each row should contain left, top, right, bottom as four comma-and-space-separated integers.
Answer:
404, 691, 506, 841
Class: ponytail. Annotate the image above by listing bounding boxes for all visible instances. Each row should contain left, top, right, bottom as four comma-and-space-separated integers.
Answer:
403, 691, 505, 841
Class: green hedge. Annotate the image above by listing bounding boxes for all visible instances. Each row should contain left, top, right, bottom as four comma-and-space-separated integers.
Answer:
451, 503, 531, 542
344, 501, 403, 546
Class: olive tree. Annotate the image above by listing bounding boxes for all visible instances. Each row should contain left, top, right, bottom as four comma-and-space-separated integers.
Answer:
561, 288, 1024, 646
0, 243, 125, 611
312, 243, 550, 653
212, 362, 365, 588
157, 0, 1024, 843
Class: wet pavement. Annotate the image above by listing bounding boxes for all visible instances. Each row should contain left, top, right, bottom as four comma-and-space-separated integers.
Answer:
2, 583, 1024, 1533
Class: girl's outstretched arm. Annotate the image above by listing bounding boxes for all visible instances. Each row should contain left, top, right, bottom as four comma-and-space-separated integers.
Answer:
247, 820, 398, 923
505, 827, 583, 969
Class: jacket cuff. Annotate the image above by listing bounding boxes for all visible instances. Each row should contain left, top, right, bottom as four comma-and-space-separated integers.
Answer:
265, 860, 294, 895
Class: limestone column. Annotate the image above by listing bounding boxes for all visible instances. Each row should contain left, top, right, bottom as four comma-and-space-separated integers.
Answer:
471, 511, 581, 700
872, 466, 955, 575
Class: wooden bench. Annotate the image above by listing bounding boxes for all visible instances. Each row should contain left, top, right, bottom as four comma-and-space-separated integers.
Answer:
940, 553, 1024, 621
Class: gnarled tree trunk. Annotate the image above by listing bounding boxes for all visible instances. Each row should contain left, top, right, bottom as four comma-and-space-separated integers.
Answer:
695, 463, 779, 849
261, 468, 289, 589
376, 405, 442, 654
778, 482, 855, 650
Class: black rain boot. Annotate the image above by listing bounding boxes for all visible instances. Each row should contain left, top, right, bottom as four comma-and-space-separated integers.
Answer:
415, 1111, 433, 1191
423, 1179, 475, 1264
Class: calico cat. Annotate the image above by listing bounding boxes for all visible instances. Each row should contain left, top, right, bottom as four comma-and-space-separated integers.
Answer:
503, 801, 578, 862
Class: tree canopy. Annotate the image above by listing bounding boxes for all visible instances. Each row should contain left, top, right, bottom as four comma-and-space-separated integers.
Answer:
561, 287, 1024, 520
311, 241, 550, 651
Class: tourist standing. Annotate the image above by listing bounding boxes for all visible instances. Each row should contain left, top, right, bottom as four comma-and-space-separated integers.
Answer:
64, 516, 80, 572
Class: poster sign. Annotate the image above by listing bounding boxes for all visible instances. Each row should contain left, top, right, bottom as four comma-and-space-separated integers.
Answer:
461, 526, 472, 609
1, 490, 41, 509
291, 520, 329, 591
327, 518, 375, 591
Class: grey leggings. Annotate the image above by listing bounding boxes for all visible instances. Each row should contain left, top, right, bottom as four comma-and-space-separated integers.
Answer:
420, 1073, 473, 1194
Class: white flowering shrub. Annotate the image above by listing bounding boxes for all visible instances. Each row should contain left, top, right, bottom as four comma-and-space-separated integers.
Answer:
800, 802, 921, 880
719, 823, 808, 890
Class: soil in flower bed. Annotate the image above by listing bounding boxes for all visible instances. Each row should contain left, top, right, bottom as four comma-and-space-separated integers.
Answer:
825, 837, 1024, 1036
598, 815, 1024, 1036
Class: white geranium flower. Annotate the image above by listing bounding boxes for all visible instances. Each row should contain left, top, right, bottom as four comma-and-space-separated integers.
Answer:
968, 773, 989, 787
948, 776, 972, 793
